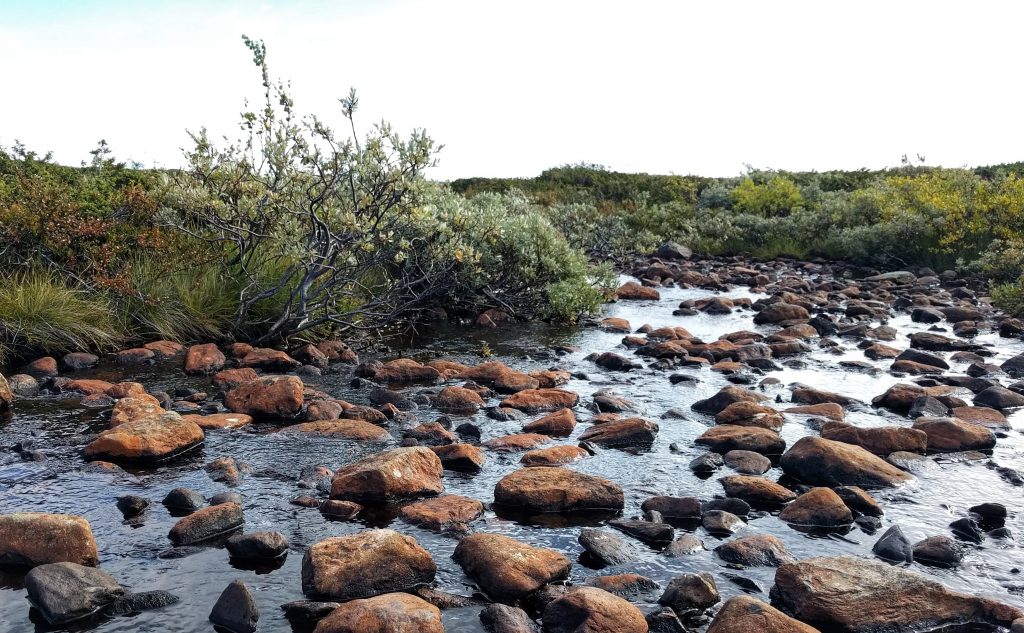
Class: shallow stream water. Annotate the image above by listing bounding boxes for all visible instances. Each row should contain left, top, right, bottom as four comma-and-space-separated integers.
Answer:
2, 276, 1024, 632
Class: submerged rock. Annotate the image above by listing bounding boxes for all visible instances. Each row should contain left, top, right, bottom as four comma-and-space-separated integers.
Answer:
480, 603, 539, 633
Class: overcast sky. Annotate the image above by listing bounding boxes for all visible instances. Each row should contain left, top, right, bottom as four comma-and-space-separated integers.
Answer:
1, 0, 1020, 179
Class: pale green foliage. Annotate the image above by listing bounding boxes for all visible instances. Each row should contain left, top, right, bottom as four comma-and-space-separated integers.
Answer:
731, 176, 804, 216
414, 188, 611, 320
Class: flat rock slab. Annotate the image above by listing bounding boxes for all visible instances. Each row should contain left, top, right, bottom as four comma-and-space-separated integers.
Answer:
25, 562, 123, 625
780, 436, 913, 488
770, 556, 1023, 632
84, 412, 204, 462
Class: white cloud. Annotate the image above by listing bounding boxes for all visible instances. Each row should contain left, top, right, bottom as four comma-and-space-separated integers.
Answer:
0, 0, 1020, 179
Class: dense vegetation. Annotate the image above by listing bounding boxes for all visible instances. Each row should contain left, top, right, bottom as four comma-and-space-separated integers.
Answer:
1, 38, 1022, 363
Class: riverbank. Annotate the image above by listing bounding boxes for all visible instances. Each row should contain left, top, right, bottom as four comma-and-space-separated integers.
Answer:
2, 254, 1024, 632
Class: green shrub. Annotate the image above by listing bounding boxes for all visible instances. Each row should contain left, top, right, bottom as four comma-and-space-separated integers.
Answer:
993, 279, 1024, 317
0, 272, 122, 363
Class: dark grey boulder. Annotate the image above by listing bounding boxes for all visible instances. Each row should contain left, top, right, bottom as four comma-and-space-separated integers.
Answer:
24, 562, 124, 625
209, 579, 259, 633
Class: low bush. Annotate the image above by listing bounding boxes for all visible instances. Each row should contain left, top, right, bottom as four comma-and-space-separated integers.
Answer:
0, 272, 123, 363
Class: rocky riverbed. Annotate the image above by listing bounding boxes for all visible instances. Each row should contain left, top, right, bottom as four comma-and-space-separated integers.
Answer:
2, 255, 1024, 633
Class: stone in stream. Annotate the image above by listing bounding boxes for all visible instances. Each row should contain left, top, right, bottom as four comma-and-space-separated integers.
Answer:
791, 387, 859, 407
523, 408, 577, 437
24, 562, 124, 624
399, 495, 484, 531
162, 487, 206, 512
452, 533, 571, 602
281, 600, 341, 624
226, 531, 289, 561
702, 510, 746, 535
706, 596, 822, 633
779, 488, 853, 528
658, 572, 720, 614
402, 422, 458, 446
664, 534, 705, 556
302, 530, 435, 601
714, 534, 793, 566
209, 579, 259, 633
780, 436, 913, 488
210, 491, 243, 506
103, 590, 180, 616
356, 358, 441, 383
167, 503, 243, 545
520, 444, 589, 467
692, 385, 768, 415
871, 383, 935, 414
0, 513, 99, 569
819, 421, 927, 456
696, 425, 786, 455
913, 535, 965, 567
754, 302, 810, 324
430, 443, 486, 472
577, 417, 659, 448
6, 373, 38, 397
224, 375, 304, 417
834, 486, 883, 517
578, 529, 642, 566
84, 411, 204, 462
330, 447, 443, 503
608, 518, 675, 548
973, 385, 1024, 410
116, 495, 149, 518
493, 467, 624, 513
314, 593, 444, 633
585, 573, 659, 597
872, 525, 913, 563
724, 449, 772, 474
213, 368, 259, 391
592, 351, 643, 371
482, 433, 551, 452
22, 356, 58, 378
716, 401, 785, 430
617, 281, 660, 300
719, 475, 797, 505
435, 386, 485, 413
542, 587, 648, 633
690, 452, 724, 474
284, 419, 390, 441
908, 396, 950, 419
896, 348, 950, 369
184, 343, 225, 375
949, 517, 986, 543
912, 417, 996, 452
319, 500, 363, 521
771, 556, 1023, 631
500, 388, 579, 413
480, 603, 539, 633
62, 351, 100, 371
951, 406, 1009, 430
640, 496, 702, 520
